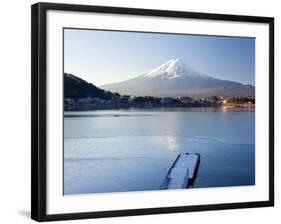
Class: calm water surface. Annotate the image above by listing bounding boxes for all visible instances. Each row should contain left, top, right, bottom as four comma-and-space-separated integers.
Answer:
64, 108, 255, 195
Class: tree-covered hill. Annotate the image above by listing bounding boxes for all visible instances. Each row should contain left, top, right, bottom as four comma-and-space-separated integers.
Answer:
64, 73, 119, 100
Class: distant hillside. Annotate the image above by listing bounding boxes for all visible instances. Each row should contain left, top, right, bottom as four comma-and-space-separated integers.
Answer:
64, 73, 119, 99
101, 58, 255, 97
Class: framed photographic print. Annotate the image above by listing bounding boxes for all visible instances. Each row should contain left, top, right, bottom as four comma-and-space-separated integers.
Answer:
31, 2, 274, 222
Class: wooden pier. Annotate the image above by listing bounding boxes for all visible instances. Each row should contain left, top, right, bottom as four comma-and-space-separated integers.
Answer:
160, 153, 200, 190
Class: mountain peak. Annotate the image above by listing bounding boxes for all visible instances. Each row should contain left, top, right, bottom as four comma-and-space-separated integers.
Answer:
101, 58, 255, 97
143, 58, 208, 80
166, 58, 184, 65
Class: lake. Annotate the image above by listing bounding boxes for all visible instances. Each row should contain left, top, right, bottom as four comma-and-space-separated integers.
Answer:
64, 108, 255, 195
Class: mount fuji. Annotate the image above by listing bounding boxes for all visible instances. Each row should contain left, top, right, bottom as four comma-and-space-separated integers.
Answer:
100, 58, 255, 97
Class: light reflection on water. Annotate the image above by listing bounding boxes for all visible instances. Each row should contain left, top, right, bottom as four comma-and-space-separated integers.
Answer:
163, 136, 179, 151
64, 108, 255, 195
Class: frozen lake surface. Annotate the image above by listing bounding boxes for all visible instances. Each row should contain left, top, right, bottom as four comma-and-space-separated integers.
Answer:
64, 108, 255, 195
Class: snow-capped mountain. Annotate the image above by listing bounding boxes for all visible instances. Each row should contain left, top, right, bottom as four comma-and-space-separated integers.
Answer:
101, 58, 255, 97
143, 58, 208, 80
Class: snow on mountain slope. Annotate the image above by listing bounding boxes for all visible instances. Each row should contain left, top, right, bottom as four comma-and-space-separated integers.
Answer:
101, 58, 255, 97
143, 58, 209, 80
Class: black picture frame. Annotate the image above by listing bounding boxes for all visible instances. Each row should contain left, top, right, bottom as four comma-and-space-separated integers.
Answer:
31, 2, 274, 222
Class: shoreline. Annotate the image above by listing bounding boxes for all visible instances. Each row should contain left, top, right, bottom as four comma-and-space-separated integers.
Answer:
64, 105, 255, 112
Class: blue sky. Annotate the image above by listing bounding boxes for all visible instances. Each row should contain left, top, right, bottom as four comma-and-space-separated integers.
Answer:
64, 28, 255, 86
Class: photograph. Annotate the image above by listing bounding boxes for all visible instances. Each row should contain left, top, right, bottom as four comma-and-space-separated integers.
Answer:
63, 28, 255, 195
